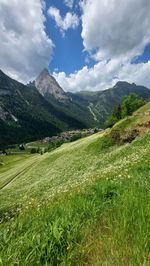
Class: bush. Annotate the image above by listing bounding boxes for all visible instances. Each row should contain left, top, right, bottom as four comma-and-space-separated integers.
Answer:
30, 148, 37, 154
70, 133, 82, 142
105, 104, 122, 128
121, 93, 144, 117
105, 93, 144, 128
105, 115, 119, 128
48, 140, 63, 152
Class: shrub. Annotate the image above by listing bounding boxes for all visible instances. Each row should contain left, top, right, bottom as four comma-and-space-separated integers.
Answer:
70, 133, 82, 142
121, 93, 144, 117
30, 148, 37, 154
105, 93, 144, 128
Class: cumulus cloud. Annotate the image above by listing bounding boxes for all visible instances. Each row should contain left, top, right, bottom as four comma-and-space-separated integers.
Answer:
53, 59, 121, 92
118, 61, 150, 88
81, 0, 150, 61
48, 6, 79, 36
1, 0, 150, 91
53, 0, 150, 92
53, 60, 150, 92
0, 0, 53, 83
64, 0, 74, 9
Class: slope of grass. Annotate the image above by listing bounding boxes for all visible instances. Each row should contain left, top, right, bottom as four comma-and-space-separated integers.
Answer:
0, 106, 150, 265
0, 154, 31, 174
135, 101, 150, 113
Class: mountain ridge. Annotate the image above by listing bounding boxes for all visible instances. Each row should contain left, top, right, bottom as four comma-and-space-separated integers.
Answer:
1, 68, 150, 146
0, 70, 86, 147
74, 81, 150, 126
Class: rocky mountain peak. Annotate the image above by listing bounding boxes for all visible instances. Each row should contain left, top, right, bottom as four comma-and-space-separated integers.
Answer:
114, 81, 131, 88
38, 68, 49, 78
35, 68, 69, 102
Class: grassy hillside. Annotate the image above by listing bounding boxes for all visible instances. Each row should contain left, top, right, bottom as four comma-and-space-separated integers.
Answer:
0, 103, 150, 265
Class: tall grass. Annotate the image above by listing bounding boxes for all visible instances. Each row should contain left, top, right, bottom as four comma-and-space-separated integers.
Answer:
1, 127, 150, 265
1, 156, 150, 265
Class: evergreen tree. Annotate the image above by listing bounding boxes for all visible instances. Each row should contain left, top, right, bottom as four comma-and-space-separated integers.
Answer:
121, 93, 144, 117
105, 104, 122, 128
105, 93, 144, 128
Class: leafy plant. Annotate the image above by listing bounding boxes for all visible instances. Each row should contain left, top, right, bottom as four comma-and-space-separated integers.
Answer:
105, 93, 144, 128
121, 93, 144, 117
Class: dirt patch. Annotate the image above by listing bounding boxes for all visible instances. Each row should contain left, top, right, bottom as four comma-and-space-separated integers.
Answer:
138, 121, 150, 128
110, 129, 140, 145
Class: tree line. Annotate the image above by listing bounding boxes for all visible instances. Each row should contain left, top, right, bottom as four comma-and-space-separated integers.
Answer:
105, 93, 144, 128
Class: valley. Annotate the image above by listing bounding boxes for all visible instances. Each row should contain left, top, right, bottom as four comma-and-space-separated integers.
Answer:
1, 69, 150, 147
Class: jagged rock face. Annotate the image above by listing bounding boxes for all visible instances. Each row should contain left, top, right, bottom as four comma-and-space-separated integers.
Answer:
35, 69, 69, 102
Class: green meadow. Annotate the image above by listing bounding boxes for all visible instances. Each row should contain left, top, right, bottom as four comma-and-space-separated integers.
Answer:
0, 104, 150, 265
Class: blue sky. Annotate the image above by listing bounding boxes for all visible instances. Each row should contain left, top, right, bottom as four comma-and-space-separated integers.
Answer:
1, 0, 150, 91
44, 0, 95, 74
45, 0, 150, 75
132, 44, 150, 64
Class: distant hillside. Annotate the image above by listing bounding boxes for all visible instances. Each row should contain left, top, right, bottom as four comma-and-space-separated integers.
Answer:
0, 70, 85, 147
1, 68, 150, 147
75, 81, 150, 127
35, 69, 98, 128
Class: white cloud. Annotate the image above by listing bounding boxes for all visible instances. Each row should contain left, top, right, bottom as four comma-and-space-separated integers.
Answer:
118, 61, 150, 88
48, 6, 79, 36
1, 0, 150, 92
53, 59, 121, 92
0, 0, 54, 83
64, 0, 74, 9
53, 60, 150, 92
53, 0, 150, 93
81, 0, 150, 61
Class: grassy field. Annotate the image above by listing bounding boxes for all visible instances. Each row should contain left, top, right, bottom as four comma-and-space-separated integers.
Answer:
0, 106, 150, 265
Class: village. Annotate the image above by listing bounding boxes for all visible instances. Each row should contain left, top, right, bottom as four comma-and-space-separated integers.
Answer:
41, 128, 102, 144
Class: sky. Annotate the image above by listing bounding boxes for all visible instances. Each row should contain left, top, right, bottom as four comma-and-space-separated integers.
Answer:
0, 0, 150, 92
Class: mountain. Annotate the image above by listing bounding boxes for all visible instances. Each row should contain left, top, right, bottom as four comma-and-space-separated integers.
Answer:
35, 69, 69, 102
0, 70, 85, 147
35, 70, 150, 130
75, 81, 150, 127
1, 68, 150, 147
35, 69, 98, 128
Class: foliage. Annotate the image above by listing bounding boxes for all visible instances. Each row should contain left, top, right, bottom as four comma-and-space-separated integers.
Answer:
70, 133, 82, 142
105, 93, 144, 128
30, 148, 38, 154
104, 113, 119, 128
48, 140, 63, 152
121, 92, 144, 117
104, 104, 122, 128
